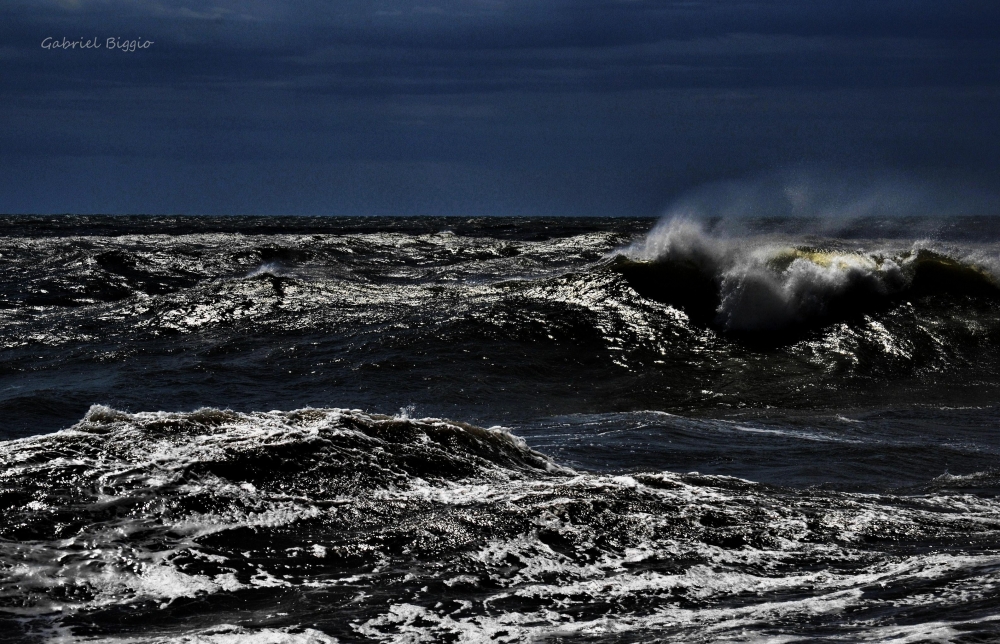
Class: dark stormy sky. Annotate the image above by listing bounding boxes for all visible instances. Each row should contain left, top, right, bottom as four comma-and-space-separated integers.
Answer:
2, 1, 999, 216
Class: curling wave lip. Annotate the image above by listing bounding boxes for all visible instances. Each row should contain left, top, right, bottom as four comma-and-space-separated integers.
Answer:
616, 217, 1000, 333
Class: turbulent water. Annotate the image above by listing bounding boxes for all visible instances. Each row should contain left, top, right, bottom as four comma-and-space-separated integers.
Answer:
3, 215, 1000, 643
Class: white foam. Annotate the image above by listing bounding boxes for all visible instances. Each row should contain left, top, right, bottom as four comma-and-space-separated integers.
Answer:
5, 406, 1000, 641
53, 624, 338, 644
625, 217, 993, 331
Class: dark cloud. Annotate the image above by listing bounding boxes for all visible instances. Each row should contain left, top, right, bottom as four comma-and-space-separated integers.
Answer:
1, 0, 999, 214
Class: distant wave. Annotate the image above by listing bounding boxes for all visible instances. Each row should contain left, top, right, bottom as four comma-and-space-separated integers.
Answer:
613, 218, 1000, 332
2, 216, 1000, 426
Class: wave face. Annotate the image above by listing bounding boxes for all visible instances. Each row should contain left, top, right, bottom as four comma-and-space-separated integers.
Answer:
617, 218, 1000, 332
4, 406, 1000, 642
3, 215, 1000, 641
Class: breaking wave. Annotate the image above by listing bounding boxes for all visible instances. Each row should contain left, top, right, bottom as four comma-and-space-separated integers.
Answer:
614, 218, 1000, 332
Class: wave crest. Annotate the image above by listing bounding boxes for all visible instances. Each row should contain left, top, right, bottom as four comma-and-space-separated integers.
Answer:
615, 218, 1000, 332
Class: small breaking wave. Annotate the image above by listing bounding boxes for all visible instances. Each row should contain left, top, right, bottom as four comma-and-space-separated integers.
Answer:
244, 261, 289, 279
614, 218, 1000, 332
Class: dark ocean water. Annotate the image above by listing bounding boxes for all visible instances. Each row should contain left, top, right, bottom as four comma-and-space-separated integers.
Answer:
2, 215, 1000, 643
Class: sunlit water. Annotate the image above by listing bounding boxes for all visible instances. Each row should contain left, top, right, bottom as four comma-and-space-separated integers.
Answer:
2, 215, 1000, 642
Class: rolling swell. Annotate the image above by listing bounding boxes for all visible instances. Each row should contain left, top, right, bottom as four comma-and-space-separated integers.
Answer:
4, 216, 1000, 641
1, 216, 1000, 436
4, 406, 1000, 641
614, 219, 1000, 334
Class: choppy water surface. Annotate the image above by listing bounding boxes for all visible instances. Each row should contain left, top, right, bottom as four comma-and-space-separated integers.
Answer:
2, 215, 1000, 642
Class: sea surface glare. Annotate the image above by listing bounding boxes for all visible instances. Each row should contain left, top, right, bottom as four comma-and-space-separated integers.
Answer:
2, 215, 1000, 642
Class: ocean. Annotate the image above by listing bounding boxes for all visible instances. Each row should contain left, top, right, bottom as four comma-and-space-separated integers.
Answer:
2, 215, 1000, 642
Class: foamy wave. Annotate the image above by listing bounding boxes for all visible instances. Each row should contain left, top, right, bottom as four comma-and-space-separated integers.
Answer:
70, 624, 338, 644
618, 218, 999, 331
5, 406, 1000, 641
245, 262, 289, 278
0, 406, 560, 617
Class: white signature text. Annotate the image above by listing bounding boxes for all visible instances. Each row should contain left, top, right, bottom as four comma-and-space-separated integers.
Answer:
41, 37, 154, 52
